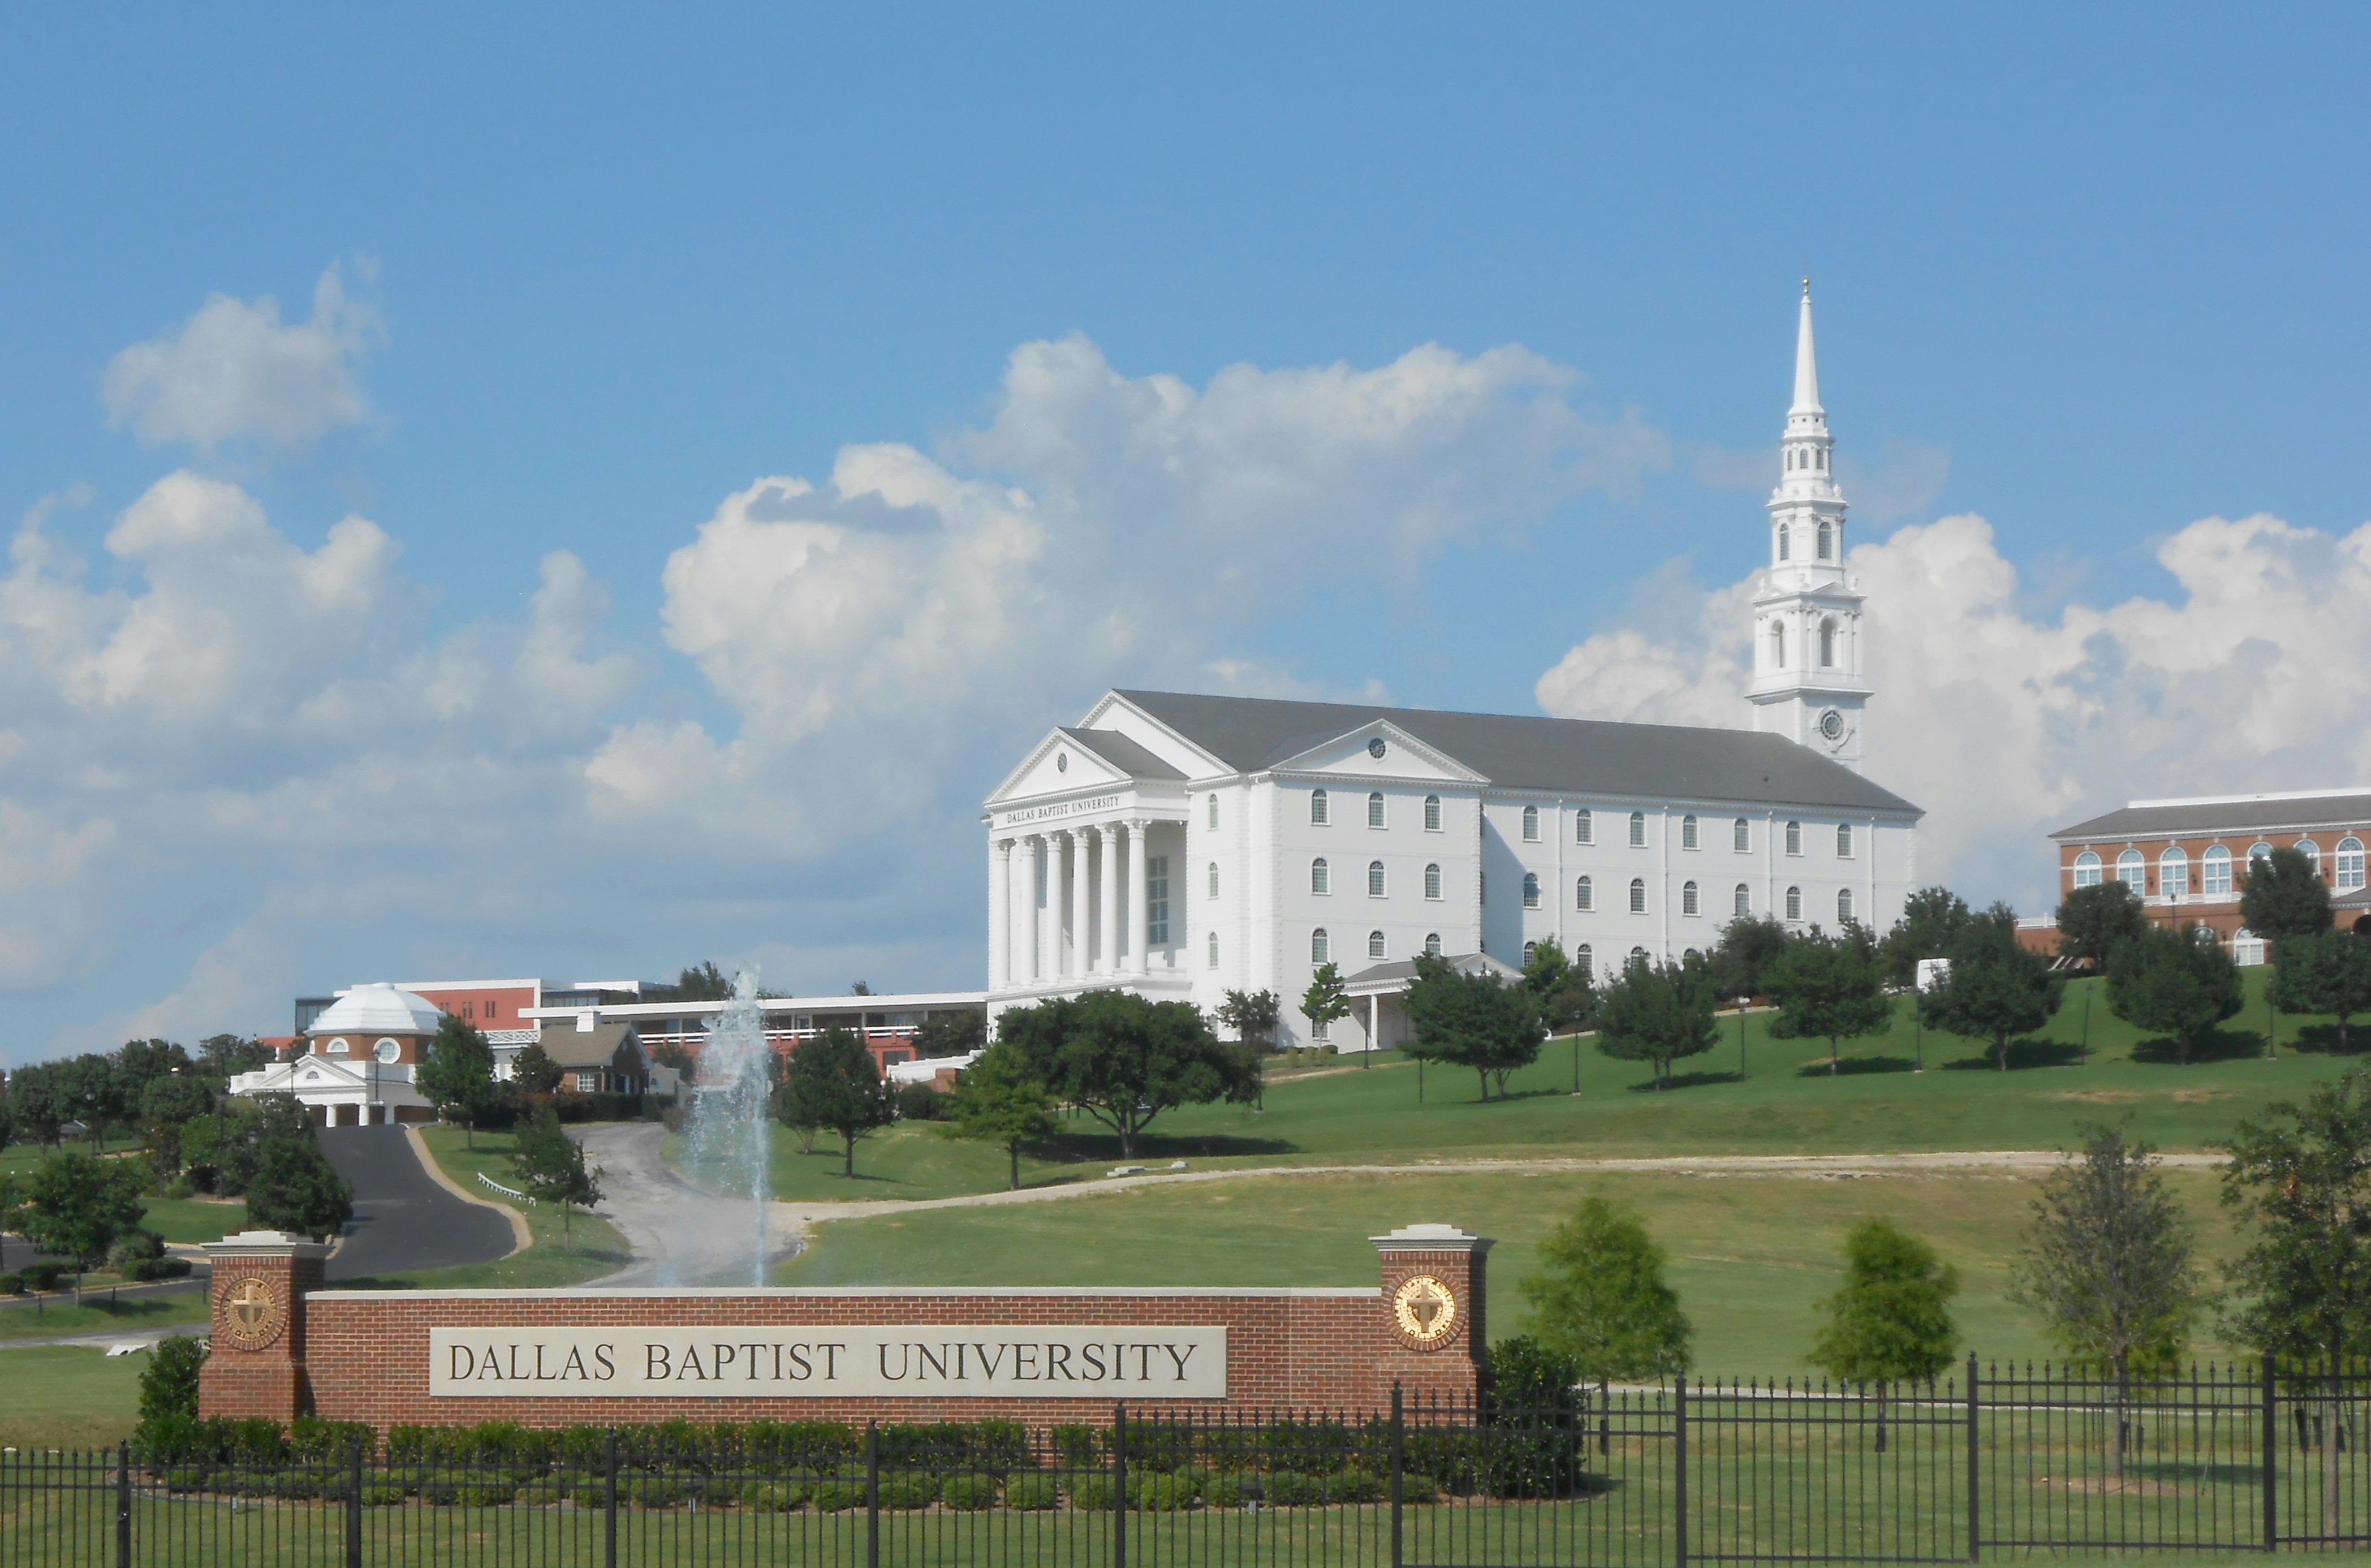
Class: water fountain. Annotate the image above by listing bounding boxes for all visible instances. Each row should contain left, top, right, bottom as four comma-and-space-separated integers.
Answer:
676, 969, 775, 1286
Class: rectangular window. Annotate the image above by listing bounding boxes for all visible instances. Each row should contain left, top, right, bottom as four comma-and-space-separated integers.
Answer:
1208, 795, 1218, 831
1146, 856, 1170, 946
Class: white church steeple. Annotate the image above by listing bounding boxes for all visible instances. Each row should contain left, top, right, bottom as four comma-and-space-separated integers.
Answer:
1748, 281, 1872, 770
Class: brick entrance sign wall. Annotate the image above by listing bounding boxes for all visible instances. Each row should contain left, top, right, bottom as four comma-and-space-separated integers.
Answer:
199, 1223, 1493, 1431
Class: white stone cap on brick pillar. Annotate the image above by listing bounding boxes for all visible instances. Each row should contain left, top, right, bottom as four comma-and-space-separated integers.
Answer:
205, 1230, 334, 1260
1372, 1223, 1494, 1256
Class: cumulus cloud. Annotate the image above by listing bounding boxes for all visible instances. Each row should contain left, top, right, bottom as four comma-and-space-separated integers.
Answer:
101, 263, 380, 450
1536, 511, 2371, 907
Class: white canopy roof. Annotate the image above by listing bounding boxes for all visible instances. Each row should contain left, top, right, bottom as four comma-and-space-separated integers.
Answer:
309, 982, 442, 1036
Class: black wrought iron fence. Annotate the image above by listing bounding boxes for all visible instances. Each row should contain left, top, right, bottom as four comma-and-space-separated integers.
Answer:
12, 1359, 2371, 1566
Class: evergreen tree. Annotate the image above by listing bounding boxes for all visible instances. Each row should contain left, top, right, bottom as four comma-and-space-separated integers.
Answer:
1920, 904, 2065, 1071
999, 992, 1259, 1156
1810, 1218, 1960, 1382
2270, 931, 2371, 1051
1301, 962, 1352, 1047
1215, 989, 1282, 1053
1403, 954, 1548, 1101
137, 1335, 207, 1432
780, 1027, 896, 1177
1708, 915, 1796, 1001
2057, 880, 2148, 968
1593, 954, 1718, 1089
245, 1130, 353, 1242
2106, 923, 2244, 1066
1878, 886, 1976, 990
1764, 932, 1894, 1075
415, 1014, 500, 1147
510, 1039, 564, 1095
1520, 1196, 1692, 1395
2242, 845, 2334, 945
510, 1104, 603, 1251
942, 1041, 1058, 1190
1521, 943, 1598, 1035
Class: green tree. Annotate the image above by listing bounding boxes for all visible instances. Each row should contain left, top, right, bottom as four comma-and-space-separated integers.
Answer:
197, 1034, 273, 1077
137, 1335, 208, 1431
1593, 955, 1718, 1089
8, 1062, 67, 1147
1763, 932, 1894, 1075
1809, 1218, 1960, 1382
1215, 990, 1281, 1053
1403, 954, 1548, 1101
137, 1071, 213, 1184
510, 1039, 564, 1095
1301, 962, 1352, 1048
941, 1041, 1058, 1190
415, 1014, 501, 1147
113, 1039, 193, 1112
510, 1104, 603, 1251
2106, 922, 2244, 1066
1521, 943, 1598, 1035
999, 992, 1260, 1156
911, 1009, 988, 1059
2270, 931, 2371, 1052
2057, 880, 2148, 968
5, 1152, 148, 1268
1878, 886, 1975, 990
2243, 845, 2334, 945
244, 1119, 353, 1243
780, 1027, 895, 1177
55, 1054, 122, 1150
1708, 915, 1796, 1001
1521, 1195, 1692, 1396
653, 960, 734, 1002
1920, 904, 2066, 1071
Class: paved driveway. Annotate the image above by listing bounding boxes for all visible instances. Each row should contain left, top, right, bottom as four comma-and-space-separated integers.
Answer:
317, 1126, 515, 1282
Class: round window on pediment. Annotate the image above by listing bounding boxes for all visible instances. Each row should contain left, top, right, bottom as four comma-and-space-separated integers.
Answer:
1057, 752, 1068, 773
1368, 738, 1386, 760
324, 1037, 350, 1056
374, 1039, 402, 1063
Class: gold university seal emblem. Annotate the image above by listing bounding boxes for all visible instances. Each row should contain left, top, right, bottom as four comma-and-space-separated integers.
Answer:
221, 1276, 286, 1351
1391, 1274, 1458, 1345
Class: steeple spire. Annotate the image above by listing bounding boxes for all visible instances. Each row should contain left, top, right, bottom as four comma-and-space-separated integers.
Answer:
1791, 278, 1822, 416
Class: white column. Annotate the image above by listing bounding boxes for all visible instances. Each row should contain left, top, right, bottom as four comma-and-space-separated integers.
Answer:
990, 838, 1012, 989
1068, 829, 1090, 980
1127, 819, 1150, 975
1369, 992, 1380, 1053
1097, 825, 1119, 975
1027, 836, 1047, 981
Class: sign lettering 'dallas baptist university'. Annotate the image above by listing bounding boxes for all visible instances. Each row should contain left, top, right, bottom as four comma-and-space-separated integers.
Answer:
430, 1326, 1228, 1400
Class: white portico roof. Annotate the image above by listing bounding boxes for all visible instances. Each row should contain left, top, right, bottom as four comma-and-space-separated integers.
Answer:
308, 982, 442, 1037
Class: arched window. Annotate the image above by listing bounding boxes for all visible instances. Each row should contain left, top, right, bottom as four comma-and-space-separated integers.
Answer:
2341, 838, 2366, 893
1370, 931, 1388, 960
2159, 846, 2190, 899
1734, 883, 1751, 917
2073, 850, 2102, 888
1836, 823, 1853, 858
1425, 932, 1443, 957
1786, 885, 1803, 921
2116, 848, 2145, 890
1368, 860, 1386, 897
1576, 808, 1594, 845
1786, 820, 1803, 856
2299, 838, 2323, 876
1629, 878, 1648, 914
1207, 931, 1219, 967
324, 1036, 351, 1056
1682, 881, 1700, 916
1629, 811, 1646, 847
1576, 875, 1594, 912
1734, 817, 1751, 852
1522, 941, 1537, 965
1424, 795, 1442, 832
1837, 888, 1855, 924
1208, 794, 1219, 831
2201, 845, 2231, 895
1522, 804, 1540, 842
1817, 520, 1835, 559
1682, 813, 1699, 850
1574, 942, 1593, 976
1312, 928, 1330, 964
1819, 618, 1837, 666
1368, 791, 1386, 829
2248, 841, 2275, 872
1773, 621, 1788, 667
1208, 862, 1219, 899
1424, 863, 1442, 900
1778, 524, 1791, 562
1310, 858, 1330, 895
1629, 946, 1650, 966
1310, 789, 1329, 825
1521, 872, 1541, 908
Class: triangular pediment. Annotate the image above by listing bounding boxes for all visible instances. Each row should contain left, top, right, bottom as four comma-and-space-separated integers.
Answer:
985, 729, 1128, 807
1269, 719, 1487, 785
1077, 692, 1231, 777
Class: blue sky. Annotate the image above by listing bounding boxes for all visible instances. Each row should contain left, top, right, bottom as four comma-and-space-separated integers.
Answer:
1, 7, 2366, 1058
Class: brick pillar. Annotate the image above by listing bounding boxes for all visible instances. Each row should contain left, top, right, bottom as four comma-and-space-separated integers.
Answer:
1372, 1223, 1493, 1414
197, 1231, 330, 1423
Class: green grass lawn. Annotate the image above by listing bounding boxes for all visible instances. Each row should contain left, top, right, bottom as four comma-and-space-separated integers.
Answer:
782, 1162, 2249, 1377
398, 1126, 630, 1290
135, 1194, 246, 1245
0, 1289, 209, 1343
0, 1346, 146, 1449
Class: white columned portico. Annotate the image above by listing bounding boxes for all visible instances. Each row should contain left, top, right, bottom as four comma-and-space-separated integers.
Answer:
991, 838, 1012, 989
1026, 835, 1047, 982
1067, 828, 1090, 980
1096, 824, 1119, 975
1127, 817, 1150, 975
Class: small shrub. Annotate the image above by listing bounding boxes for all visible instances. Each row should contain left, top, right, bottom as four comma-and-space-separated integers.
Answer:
941, 1474, 999, 1511
628, 1476, 682, 1508
877, 1475, 937, 1510
1070, 1475, 1115, 1510
1003, 1474, 1061, 1510
1399, 1472, 1441, 1504
0, 1273, 22, 1296
1265, 1472, 1325, 1506
895, 1082, 942, 1121
106, 1230, 167, 1270
25, 1261, 67, 1290
808, 1481, 863, 1512
568, 1486, 607, 1509
1325, 1468, 1383, 1504
1049, 1423, 1099, 1466
1201, 1471, 1251, 1509
738, 1480, 807, 1511
361, 1486, 407, 1507
1131, 1472, 1196, 1511
132, 1257, 192, 1282
162, 1177, 195, 1200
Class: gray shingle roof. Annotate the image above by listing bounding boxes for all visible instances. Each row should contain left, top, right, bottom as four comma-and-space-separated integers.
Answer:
1057, 727, 1187, 782
2050, 792, 2371, 843
535, 1020, 646, 1069
1111, 690, 1920, 816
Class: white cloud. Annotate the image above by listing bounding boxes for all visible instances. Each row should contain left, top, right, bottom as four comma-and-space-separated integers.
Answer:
1536, 510, 2371, 908
101, 263, 380, 451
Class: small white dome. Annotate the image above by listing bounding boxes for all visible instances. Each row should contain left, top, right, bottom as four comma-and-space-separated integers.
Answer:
308, 983, 442, 1037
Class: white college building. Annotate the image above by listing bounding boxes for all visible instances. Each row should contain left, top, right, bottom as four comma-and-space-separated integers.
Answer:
982, 287, 1923, 1049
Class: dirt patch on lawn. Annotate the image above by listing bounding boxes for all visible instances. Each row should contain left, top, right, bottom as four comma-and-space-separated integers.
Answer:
2032, 1476, 2188, 1496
